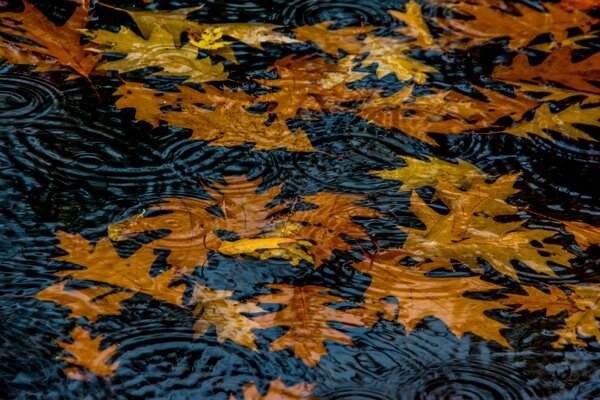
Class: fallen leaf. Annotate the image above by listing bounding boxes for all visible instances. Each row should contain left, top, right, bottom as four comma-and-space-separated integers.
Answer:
389, 1, 440, 50
57, 325, 119, 379
292, 22, 376, 56
370, 155, 491, 192
236, 378, 316, 400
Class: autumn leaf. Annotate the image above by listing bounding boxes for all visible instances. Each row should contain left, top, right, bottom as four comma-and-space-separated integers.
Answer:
256, 55, 369, 120
359, 35, 438, 83
560, 220, 600, 251
502, 81, 600, 105
254, 285, 365, 366
35, 281, 133, 323
189, 27, 234, 50
292, 22, 376, 56
434, 3, 596, 51
57, 325, 119, 379
0, 0, 100, 78
192, 284, 264, 350
502, 284, 600, 348
370, 155, 491, 192
493, 48, 600, 94
354, 253, 510, 346
85, 26, 228, 83
286, 193, 380, 267
389, 1, 440, 50
505, 103, 598, 141
402, 175, 573, 280
235, 378, 316, 400
54, 231, 187, 305
113, 82, 313, 151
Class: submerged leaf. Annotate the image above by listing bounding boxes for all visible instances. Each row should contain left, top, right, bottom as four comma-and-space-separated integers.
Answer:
57, 326, 119, 379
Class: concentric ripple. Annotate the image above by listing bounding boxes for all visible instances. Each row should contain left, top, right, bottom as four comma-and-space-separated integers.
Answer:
0, 74, 59, 126
279, 0, 395, 27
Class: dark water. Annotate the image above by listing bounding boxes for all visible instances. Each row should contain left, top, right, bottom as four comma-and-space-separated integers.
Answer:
1, 0, 600, 399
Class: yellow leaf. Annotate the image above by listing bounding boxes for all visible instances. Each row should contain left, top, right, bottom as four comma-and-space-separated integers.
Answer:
189, 27, 234, 50
389, 1, 440, 50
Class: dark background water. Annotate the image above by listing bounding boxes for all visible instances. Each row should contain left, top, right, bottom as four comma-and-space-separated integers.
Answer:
1, 0, 600, 398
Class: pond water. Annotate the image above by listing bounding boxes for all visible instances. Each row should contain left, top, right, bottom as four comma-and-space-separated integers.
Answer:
1, 0, 599, 399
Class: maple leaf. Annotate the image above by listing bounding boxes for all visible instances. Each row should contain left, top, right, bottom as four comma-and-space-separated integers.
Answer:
113, 82, 313, 151
493, 48, 600, 94
292, 22, 376, 56
35, 281, 133, 323
354, 253, 510, 346
402, 175, 573, 280
256, 55, 368, 120
254, 284, 365, 367
287, 193, 380, 267
0, 0, 100, 78
54, 231, 187, 305
505, 103, 598, 141
192, 284, 264, 350
359, 35, 438, 83
389, 1, 440, 50
370, 155, 491, 192
85, 26, 228, 83
434, 3, 596, 51
358, 86, 537, 145
235, 378, 316, 400
57, 325, 119, 379
502, 284, 600, 348
108, 176, 286, 272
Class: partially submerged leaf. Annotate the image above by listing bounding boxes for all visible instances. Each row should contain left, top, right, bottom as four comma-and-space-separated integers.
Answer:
236, 378, 316, 400
292, 22, 376, 56
57, 325, 119, 379
370, 155, 491, 192
389, 1, 440, 50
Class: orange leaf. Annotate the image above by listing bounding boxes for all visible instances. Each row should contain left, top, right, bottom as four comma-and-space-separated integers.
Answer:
57, 325, 118, 379
235, 378, 316, 400
292, 22, 376, 56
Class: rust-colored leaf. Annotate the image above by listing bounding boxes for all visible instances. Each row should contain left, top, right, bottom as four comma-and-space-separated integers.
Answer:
292, 22, 376, 56
35, 281, 133, 323
235, 378, 316, 400
57, 325, 119, 379
254, 284, 365, 366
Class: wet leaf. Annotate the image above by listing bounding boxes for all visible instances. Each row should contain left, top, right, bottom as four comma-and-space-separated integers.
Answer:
57, 325, 119, 379
85, 26, 228, 83
254, 285, 365, 366
0, 0, 100, 78
355, 253, 510, 346
559, 220, 600, 251
370, 155, 491, 192
235, 378, 316, 399
389, 1, 440, 50
434, 3, 596, 50
35, 281, 133, 323
402, 175, 573, 280
292, 22, 376, 56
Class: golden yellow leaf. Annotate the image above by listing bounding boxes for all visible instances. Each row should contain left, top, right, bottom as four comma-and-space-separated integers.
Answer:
389, 1, 440, 50
85, 26, 228, 83
57, 325, 119, 379
370, 155, 491, 192
188, 27, 234, 50
402, 175, 573, 280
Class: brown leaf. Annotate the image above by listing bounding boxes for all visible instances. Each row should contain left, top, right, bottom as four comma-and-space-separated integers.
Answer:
493, 48, 600, 94
292, 22, 376, 56
254, 284, 364, 366
57, 325, 118, 379
434, 3, 596, 51
402, 175, 573, 280
35, 281, 133, 323
287, 193, 380, 267
354, 253, 510, 346
236, 378, 316, 400
0, 0, 100, 78
389, 1, 440, 50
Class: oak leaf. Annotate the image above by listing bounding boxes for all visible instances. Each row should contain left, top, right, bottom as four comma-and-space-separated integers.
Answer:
493, 48, 600, 94
85, 26, 228, 83
54, 231, 187, 305
287, 193, 380, 267
402, 175, 573, 280
434, 3, 596, 51
354, 253, 510, 346
113, 82, 313, 151
359, 35, 438, 83
502, 81, 600, 105
253, 285, 365, 366
235, 378, 316, 400
503, 284, 600, 347
370, 155, 491, 192
389, 1, 440, 50
505, 103, 598, 141
560, 220, 600, 251
292, 22, 376, 56
35, 281, 133, 323
57, 325, 119, 379
0, 0, 100, 78
192, 284, 264, 350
